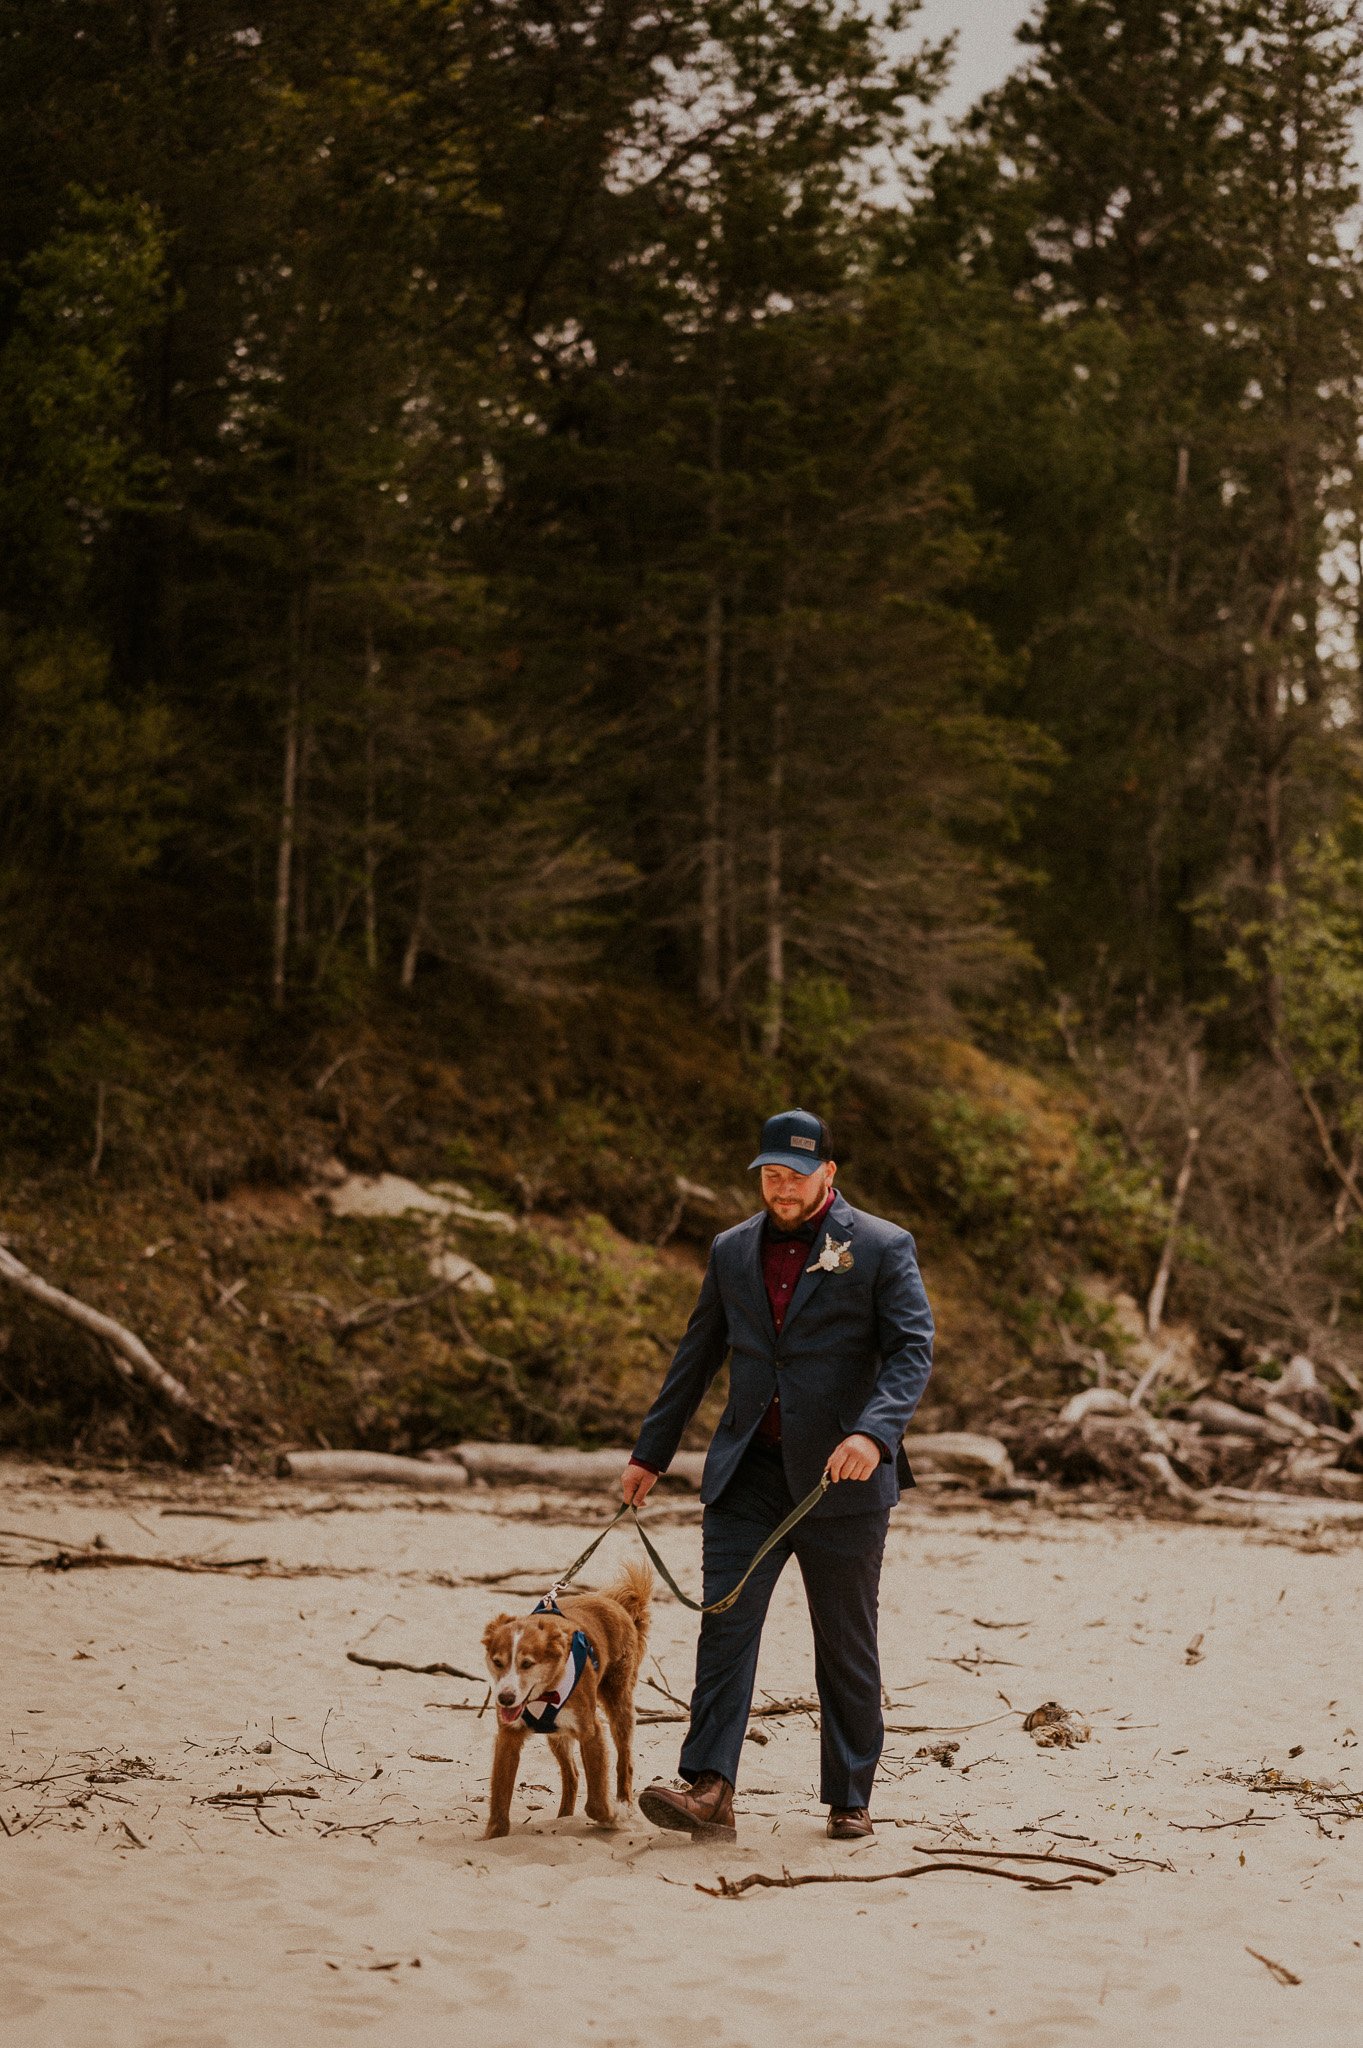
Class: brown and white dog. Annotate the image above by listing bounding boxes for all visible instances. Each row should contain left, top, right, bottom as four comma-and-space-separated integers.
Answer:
480, 1561, 653, 1839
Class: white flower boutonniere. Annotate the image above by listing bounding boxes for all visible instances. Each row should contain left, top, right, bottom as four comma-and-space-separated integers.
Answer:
807, 1235, 854, 1275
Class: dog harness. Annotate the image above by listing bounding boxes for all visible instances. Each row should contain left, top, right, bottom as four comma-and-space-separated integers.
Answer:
520, 1596, 599, 1735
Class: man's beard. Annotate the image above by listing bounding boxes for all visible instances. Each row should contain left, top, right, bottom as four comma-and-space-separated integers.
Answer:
762, 1179, 829, 1229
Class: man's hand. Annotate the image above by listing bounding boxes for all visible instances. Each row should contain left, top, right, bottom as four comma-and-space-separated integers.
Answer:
826, 1433, 882, 1484
621, 1460, 659, 1507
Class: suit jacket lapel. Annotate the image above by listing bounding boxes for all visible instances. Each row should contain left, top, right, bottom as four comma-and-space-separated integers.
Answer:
779, 1194, 855, 1338
741, 1211, 773, 1330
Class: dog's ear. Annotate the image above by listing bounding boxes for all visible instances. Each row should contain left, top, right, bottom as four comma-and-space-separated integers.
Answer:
481, 1613, 513, 1644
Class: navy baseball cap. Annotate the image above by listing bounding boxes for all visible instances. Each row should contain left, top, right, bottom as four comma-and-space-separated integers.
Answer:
748, 1108, 834, 1176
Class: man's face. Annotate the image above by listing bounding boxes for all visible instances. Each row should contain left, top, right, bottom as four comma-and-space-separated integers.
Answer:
759, 1159, 836, 1228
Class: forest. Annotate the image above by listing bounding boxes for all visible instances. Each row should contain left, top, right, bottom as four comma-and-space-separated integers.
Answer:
6, 0, 1363, 1464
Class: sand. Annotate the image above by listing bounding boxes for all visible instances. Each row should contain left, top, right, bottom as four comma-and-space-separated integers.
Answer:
1, 1462, 1360, 2048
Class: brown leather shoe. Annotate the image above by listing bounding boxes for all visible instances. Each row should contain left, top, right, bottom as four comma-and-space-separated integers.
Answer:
827, 1806, 873, 1840
639, 1771, 736, 1841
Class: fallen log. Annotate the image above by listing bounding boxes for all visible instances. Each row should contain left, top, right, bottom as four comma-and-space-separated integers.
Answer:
0, 1240, 225, 1436
454, 1443, 706, 1489
1184, 1397, 1296, 1445
1138, 1450, 1202, 1507
1193, 1488, 1363, 1533
1058, 1388, 1131, 1427
278, 1451, 469, 1489
905, 1432, 1014, 1487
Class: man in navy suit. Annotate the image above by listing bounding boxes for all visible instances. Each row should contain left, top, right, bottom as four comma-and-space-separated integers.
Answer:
620, 1108, 934, 1841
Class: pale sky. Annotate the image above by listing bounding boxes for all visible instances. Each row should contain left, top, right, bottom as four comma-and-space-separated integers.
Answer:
906, 0, 1037, 122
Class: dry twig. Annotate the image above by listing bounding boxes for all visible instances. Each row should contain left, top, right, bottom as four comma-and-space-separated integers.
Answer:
1246, 1948, 1301, 1987
913, 1843, 1116, 1878
346, 1651, 480, 1682
697, 1857, 1106, 1900
200, 1787, 321, 1805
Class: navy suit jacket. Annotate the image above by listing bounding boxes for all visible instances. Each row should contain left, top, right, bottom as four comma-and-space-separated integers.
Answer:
632, 1191, 934, 1518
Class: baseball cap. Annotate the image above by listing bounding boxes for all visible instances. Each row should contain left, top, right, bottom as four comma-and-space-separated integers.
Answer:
748, 1107, 833, 1176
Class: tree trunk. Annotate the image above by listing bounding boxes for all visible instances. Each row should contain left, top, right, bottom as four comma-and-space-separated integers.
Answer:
1146, 1122, 1200, 1338
719, 646, 740, 1020
762, 537, 793, 1058
699, 583, 724, 1010
698, 361, 724, 1011
1165, 441, 1189, 608
363, 623, 380, 973
291, 716, 313, 953
270, 597, 303, 1008
400, 860, 430, 991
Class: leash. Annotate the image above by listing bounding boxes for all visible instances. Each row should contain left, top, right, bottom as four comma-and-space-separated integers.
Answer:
547, 1469, 833, 1618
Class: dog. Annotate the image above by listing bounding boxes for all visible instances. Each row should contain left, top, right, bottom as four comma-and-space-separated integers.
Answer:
480, 1560, 653, 1839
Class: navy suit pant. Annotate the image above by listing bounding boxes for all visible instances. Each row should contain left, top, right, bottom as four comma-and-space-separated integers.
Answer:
678, 1442, 890, 1808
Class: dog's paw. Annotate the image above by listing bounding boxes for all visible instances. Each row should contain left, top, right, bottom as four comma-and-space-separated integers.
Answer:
586, 1806, 619, 1831
481, 1819, 511, 1840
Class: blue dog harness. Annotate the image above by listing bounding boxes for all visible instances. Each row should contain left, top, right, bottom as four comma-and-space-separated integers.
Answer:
520, 1596, 599, 1735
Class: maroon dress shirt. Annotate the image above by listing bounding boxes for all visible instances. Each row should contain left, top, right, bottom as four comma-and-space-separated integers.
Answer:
753, 1186, 836, 1446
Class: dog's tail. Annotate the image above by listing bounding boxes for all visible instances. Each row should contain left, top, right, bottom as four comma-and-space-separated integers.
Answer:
603, 1559, 653, 1645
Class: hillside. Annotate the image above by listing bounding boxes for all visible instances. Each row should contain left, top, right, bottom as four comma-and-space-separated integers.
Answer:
0, 986, 1167, 1464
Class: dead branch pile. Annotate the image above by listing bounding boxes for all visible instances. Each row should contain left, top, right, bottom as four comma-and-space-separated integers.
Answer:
1002, 1351, 1363, 1517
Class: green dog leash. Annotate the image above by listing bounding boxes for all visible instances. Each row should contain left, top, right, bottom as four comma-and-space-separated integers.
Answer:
548, 1469, 833, 1617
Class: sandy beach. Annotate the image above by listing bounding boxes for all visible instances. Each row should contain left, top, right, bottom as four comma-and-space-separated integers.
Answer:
1, 1462, 1360, 2048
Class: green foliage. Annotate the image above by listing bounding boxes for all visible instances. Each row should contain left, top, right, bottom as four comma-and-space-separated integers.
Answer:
0, 635, 178, 1051
923, 1089, 1038, 1255
774, 976, 864, 1103
1260, 818, 1363, 1137
4, 636, 176, 876
923, 1084, 1165, 1270
0, 192, 166, 610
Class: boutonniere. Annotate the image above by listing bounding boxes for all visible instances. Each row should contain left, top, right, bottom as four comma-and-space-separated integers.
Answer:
807, 1235, 854, 1275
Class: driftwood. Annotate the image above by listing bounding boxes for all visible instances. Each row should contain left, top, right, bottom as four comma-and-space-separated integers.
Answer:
201, 1786, 321, 1804
454, 1442, 706, 1489
0, 1527, 372, 1580
1147, 1106, 1201, 1337
1183, 1397, 1295, 1443
905, 1433, 1013, 1487
0, 1240, 224, 1435
1138, 1450, 1201, 1506
278, 1451, 469, 1489
914, 1843, 1116, 1878
346, 1650, 481, 1682
641, 1694, 820, 1726
696, 1848, 1110, 1899
1193, 1489, 1363, 1533
31, 1545, 268, 1576
885, 1707, 1022, 1736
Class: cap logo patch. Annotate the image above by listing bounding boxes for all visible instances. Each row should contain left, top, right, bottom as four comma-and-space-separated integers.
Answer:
789, 1135, 816, 1152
